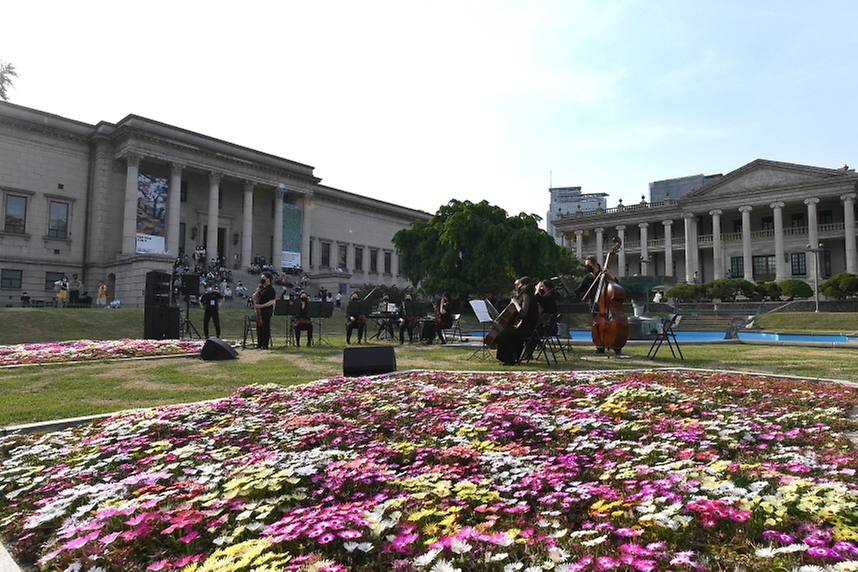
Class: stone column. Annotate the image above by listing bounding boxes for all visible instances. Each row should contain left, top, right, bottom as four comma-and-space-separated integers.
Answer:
662, 220, 674, 277
615, 225, 626, 277
241, 181, 255, 271
709, 210, 723, 279
595, 227, 604, 264
770, 201, 786, 281
683, 213, 696, 283
739, 205, 753, 281
574, 230, 583, 260
301, 192, 314, 270
166, 163, 184, 256
207, 172, 221, 262
273, 186, 285, 268
805, 197, 820, 252
638, 222, 649, 276
842, 193, 857, 274
122, 153, 141, 255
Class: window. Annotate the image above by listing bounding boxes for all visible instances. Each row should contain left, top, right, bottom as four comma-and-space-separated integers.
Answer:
321, 242, 331, 268
791, 213, 805, 228
309, 241, 314, 266
48, 200, 69, 238
383, 251, 392, 274
179, 222, 186, 255
180, 181, 188, 203
790, 252, 807, 276
730, 257, 744, 278
45, 271, 63, 290
5, 194, 27, 234
752, 255, 776, 281
337, 244, 348, 270
761, 216, 774, 231
1, 269, 22, 289
733, 219, 742, 233
354, 247, 363, 272
370, 249, 379, 273
819, 210, 833, 225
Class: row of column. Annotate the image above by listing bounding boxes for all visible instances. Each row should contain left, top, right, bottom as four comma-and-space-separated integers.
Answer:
568, 194, 858, 281
121, 154, 312, 269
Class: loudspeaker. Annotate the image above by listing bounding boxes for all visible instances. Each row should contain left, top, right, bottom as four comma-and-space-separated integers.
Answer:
145, 270, 171, 307
144, 306, 180, 339
201, 338, 238, 361
342, 346, 396, 377
181, 273, 200, 297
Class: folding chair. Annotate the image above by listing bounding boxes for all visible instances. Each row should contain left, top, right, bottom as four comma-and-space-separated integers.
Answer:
535, 313, 569, 363
647, 314, 683, 360
518, 313, 558, 365
242, 314, 257, 349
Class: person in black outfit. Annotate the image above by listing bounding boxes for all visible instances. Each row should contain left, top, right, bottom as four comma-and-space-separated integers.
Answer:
398, 293, 419, 344
534, 279, 559, 332
199, 285, 224, 338
253, 272, 277, 349
294, 292, 314, 347
495, 277, 539, 365
345, 292, 366, 344
434, 293, 454, 344
573, 255, 613, 354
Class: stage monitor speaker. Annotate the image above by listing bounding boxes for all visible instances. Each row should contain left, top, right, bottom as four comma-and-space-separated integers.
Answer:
201, 338, 238, 361
342, 346, 396, 377
144, 306, 180, 339
181, 273, 200, 297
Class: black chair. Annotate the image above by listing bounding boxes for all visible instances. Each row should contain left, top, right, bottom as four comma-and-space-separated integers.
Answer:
519, 313, 565, 365
647, 314, 683, 360
536, 313, 570, 363
242, 315, 257, 349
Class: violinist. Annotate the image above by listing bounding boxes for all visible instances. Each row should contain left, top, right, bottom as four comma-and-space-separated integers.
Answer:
434, 293, 454, 344
494, 277, 539, 365
345, 292, 365, 344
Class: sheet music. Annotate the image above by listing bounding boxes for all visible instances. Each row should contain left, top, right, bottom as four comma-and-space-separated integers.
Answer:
469, 299, 495, 324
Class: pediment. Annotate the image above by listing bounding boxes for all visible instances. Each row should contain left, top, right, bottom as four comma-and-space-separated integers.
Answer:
682, 159, 853, 200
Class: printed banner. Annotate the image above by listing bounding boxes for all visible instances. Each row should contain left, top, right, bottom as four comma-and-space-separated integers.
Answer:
136, 173, 168, 254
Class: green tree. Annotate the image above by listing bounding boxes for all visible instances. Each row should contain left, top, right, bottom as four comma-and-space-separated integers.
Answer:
778, 279, 814, 298
819, 273, 858, 299
0, 60, 17, 101
393, 199, 578, 298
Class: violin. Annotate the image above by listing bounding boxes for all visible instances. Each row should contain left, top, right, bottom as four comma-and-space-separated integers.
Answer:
590, 237, 629, 354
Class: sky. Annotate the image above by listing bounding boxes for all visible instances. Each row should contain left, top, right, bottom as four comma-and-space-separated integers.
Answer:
3, 1, 857, 228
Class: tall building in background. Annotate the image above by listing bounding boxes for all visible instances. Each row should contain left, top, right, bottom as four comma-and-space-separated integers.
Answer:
649, 173, 722, 202
546, 186, 609, 244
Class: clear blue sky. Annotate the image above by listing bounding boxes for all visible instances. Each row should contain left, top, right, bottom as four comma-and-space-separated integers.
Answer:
2, 1, 855, 227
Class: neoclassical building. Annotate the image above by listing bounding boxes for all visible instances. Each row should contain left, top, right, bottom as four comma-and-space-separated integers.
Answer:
552, 159, 858, 286
0, 102, 430, 306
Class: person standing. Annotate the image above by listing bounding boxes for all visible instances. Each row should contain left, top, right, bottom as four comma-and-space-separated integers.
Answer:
68, 274, 82, 306
253, 272, 277, 349
199, 285, 224, 338
97, 281, 108, 307
55, 275, 69, 308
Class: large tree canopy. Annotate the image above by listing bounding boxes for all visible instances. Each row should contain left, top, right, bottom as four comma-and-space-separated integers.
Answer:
0, 60, 17, 101
393, 199, 578, 298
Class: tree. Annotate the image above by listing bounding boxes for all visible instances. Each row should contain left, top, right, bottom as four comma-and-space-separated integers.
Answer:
819, 273, 858, 299
778, 278, 814, 299
0, 60, 18, 101
393, 199, 578, 299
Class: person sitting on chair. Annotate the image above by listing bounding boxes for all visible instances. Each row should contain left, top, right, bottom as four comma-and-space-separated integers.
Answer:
294, 292, 313, 347
434, 293, 454, 344
345, 292, 366, 344
376, 294, 396, 339
398, 293, 419, 344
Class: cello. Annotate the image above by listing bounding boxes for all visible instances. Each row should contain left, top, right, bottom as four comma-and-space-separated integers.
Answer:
588, 237, 629, 355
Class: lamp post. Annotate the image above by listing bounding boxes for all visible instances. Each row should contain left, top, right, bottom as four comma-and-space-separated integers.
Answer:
806, 243, 823, 312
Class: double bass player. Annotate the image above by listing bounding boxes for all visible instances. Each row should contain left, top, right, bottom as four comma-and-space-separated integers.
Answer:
574, 245, 629, 356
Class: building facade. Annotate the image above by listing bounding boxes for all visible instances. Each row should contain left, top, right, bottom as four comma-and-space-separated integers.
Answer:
546, 186, 609, 243
552, 159, 858, 287
0, 102, 430, 307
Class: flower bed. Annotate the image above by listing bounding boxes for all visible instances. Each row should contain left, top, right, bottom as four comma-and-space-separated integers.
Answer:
0, 339, 205, 366
2, 370, 858, 571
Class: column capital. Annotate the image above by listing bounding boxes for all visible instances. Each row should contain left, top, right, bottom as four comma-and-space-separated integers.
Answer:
708, 209, 722, 217
804, 197, 819, 206
739, 205, 753, 214
574, 229, 584, 236
595, 227, 604, 233
123, 152, 141, 167
169, 162, 185, 175
769, 201, 785, 210
208, 171, 223, 184
841, 192, 857, 203
683, 212, 696, 220
244, 180, 256, 192
638, 222, 649, 229
615, 224, 626, 231
662, 219, 674, 226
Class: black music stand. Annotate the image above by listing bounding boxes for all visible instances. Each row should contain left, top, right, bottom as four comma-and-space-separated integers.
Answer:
647, 314, 683, 360
402, 301, 429, 343
345, 300, 373, 343
309, 301, 334, 346
468, 299, 498, 360
274, 299, 296, 348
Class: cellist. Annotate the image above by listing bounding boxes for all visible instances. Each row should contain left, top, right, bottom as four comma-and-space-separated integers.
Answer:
494, 276, 539, 365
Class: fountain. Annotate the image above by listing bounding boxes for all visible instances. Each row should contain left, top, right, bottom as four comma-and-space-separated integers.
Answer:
618, 275, 677, 339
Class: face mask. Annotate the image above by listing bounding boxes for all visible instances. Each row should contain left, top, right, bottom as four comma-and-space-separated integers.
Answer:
585, 265, 593, 272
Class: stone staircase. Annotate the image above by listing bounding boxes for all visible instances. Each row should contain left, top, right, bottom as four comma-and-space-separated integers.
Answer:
672, 314, 741, 332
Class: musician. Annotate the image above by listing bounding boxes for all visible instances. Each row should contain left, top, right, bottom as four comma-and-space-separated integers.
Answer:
293, 291, 314, 347
534, 279, 559, 333
434, 293, 454, 344
345, 292, 366, 344
574, 255, 620, 355
495, 277, 539, 365
398, 293, 419, 344
376, 294, 396, 339
253, 272, 277, 349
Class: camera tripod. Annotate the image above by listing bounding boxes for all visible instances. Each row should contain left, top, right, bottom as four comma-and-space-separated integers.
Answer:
181, 297, 201, 340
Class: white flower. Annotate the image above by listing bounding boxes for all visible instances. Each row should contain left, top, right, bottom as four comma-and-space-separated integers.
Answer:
450, 539, 472, 554
429, 559, 461, 572
414, 549, 441, 566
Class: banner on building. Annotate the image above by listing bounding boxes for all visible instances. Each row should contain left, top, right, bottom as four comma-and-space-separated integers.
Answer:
136, 173, 168, 254
282, 202, 303, 270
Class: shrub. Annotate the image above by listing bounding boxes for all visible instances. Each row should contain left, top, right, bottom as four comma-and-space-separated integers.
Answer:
666, 283, 707, 302
819, 273, 858, 299
705, 278, 755, 301
778, 279, 814, 298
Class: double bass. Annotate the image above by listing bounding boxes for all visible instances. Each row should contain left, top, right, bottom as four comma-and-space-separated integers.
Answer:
588, 237, 629, 354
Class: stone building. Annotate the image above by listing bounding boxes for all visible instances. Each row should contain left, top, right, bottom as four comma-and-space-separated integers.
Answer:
0, 102, 430, 307
552, 159, 858, 286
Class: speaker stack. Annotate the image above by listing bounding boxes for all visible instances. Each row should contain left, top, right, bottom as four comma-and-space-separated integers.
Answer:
201, 338, 238, 360
144, 270, 180, 340
342, 346, 397, 377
